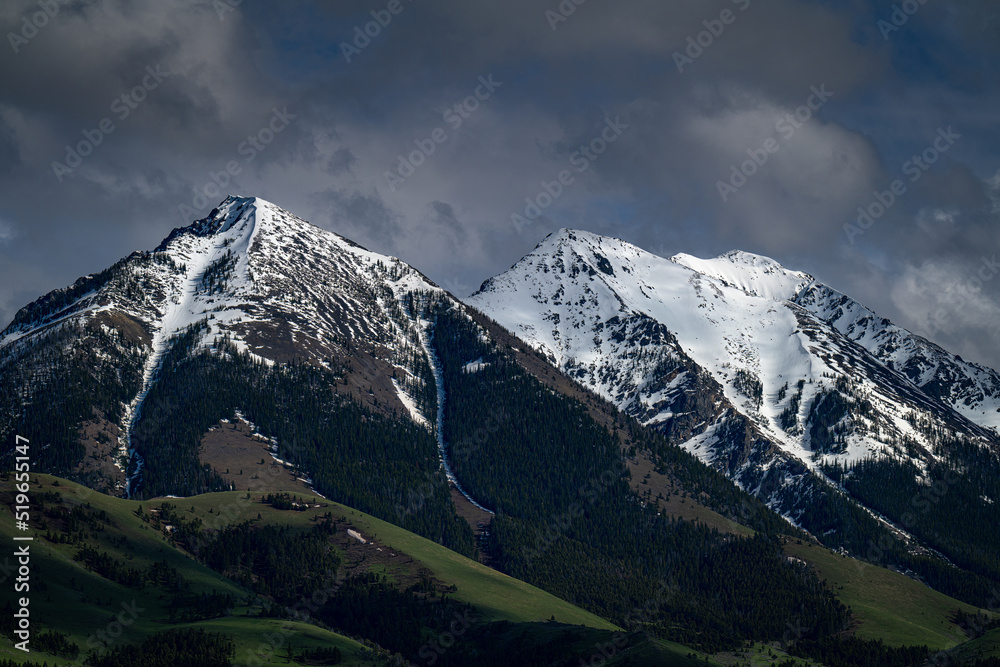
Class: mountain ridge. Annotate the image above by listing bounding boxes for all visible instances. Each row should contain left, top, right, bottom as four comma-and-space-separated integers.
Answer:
4, 198, 1000, 650
469, 226, 1000, 445
467, 226, 1000, 605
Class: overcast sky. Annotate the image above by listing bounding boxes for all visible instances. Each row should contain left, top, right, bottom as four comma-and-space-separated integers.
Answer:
1, 0, 998, 368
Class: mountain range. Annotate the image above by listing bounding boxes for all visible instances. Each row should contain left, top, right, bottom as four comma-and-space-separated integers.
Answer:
3, 196, 999, 665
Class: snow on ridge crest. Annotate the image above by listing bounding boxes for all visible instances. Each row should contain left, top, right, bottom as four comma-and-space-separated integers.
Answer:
669, 250, 814, 302
520, 227, 813, 304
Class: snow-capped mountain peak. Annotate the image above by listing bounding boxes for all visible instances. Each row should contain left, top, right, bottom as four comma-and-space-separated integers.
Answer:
0, 196, 465, 495
469, 229, 1000, 528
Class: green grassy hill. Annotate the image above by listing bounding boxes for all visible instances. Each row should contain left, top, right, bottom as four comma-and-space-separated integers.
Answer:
7, 474, 999, 666
1, 474, 723, 666
943, 628, 1000, 664
784, 539, 997, 651
0, 475, 376, 666
152, 484, 618, 629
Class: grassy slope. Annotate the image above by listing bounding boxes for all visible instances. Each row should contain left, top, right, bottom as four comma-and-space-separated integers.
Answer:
944, 628, 1000, 663
623, 636, 727, 666
0, 474, 625, 665
160, 485, 619, 629
14, 476, 996, 665
180, 618, 370, 666
784, 539, 995, 651
0, 475, 375, 666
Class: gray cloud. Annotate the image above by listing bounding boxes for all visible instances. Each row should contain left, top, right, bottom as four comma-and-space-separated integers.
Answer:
0, 0, 997, 369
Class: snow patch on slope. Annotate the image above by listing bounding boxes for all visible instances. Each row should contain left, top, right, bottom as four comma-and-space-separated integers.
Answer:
462, 357, 488, 373
414, 317, 494, 516
392, 378, 430, 428
119, 197, 260, 496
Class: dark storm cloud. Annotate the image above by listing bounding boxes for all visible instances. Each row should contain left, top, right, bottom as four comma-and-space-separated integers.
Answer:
323, 147, 357, 176
428, 201, 466, 243
315, 186, 402, 250
0, 0, 997, 369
